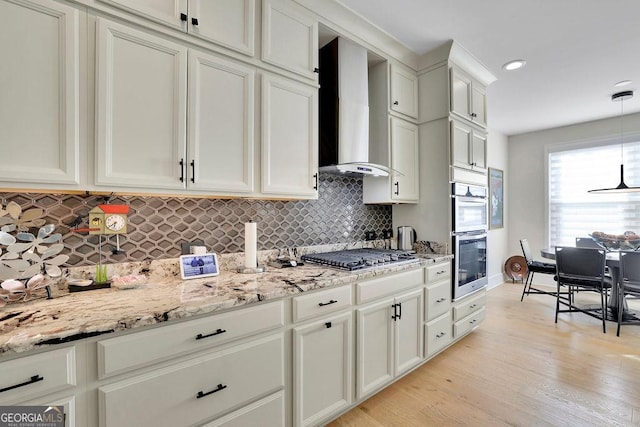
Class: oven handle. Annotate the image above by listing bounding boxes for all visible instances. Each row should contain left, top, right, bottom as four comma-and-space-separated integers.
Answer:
453, 195, 487, 204
452, 231, 487, 238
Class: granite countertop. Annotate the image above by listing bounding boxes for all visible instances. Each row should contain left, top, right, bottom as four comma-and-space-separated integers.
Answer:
0, 253, 452, 357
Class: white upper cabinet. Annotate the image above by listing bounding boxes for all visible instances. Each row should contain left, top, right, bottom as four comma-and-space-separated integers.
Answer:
95, 18, 188, 190
261, 74, 318, 199
96, 0, 255, 55
450, 119, 487, 173
262, 0, 318, 80
187, 51, 255, 193
390, 62, 418, 119
450, 66, 487, 128
0, 0, 80, 188
95, 18, 255, 194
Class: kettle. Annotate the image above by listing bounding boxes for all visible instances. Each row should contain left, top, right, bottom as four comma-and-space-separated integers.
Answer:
397, 226, 417, 251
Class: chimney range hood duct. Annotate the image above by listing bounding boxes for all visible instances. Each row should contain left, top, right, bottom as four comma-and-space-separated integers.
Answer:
318, 37, 389, 177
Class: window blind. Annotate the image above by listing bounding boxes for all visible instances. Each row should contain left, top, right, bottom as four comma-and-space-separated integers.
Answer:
548, 140, 640, 247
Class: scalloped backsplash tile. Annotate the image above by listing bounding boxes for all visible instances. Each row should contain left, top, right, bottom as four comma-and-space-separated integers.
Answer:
1, 175, 392, 266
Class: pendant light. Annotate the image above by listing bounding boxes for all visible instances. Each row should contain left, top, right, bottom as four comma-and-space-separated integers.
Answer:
588, 90, 640, 193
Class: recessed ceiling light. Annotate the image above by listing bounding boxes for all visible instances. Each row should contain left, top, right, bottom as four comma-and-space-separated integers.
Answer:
502, 59, 526, 71
614, 80, 632, 87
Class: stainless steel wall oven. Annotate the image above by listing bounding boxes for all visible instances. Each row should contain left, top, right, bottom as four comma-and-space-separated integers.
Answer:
451, 183, 488, 300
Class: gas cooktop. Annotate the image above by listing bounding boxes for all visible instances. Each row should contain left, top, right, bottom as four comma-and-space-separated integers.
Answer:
300, 248, 418, 271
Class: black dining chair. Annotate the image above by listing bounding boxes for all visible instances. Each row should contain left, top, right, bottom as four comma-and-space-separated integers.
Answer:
519, 238, 557, 301
554, 246, 612, 333
617, 250, 640, 336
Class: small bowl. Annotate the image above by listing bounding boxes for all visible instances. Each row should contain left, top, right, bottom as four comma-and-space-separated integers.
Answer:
67, 279, 93, 287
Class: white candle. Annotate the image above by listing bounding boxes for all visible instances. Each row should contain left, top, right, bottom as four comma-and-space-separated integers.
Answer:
244, 221, 257, 269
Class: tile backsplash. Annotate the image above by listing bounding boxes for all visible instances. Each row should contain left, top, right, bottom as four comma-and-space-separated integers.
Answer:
1, 175, 392, 266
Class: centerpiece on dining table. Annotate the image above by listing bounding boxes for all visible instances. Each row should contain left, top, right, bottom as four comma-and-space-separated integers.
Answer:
589, 230, 640, 251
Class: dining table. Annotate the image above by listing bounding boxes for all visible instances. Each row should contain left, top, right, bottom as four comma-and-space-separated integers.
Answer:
541, 247, 640, 322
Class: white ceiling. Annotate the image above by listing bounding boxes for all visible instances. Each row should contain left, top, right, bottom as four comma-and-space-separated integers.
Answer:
337, 0, 640, 136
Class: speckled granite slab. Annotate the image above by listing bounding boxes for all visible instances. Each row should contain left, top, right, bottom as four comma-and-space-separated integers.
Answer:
0, 245, 452, 356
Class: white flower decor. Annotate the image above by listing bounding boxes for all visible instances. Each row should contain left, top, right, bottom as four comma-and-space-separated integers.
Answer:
0, 201, 69, 305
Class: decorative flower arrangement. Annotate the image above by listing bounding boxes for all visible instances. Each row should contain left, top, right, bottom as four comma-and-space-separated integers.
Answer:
0, 202, 68, 306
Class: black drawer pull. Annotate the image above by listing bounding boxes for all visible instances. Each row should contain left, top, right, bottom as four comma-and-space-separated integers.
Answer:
192, 17, 199, 26
0, 375, 44, 394
195, 328, 226, 340
436, 270, 446, 275
318, 299, 337, 307
325, 322, 332, 328
436, 297, 446, 303
196, 383, 227, 399
469, 304, 477, 309
180, 13, 187, 22
435, 332, 446, 338
393, 100, 399, 105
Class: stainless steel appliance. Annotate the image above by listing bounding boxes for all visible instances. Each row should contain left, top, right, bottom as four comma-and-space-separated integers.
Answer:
451, 182, 488, 300
397, 226, 417, 250
301, 248, 418, 271
451, 183, 488, 233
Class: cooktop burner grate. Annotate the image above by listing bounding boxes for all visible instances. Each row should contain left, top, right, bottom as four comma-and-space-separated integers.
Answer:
301, 248, 418, 271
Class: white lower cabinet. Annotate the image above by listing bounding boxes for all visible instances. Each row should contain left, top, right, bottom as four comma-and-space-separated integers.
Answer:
425, 311, 453, 358
98, 334, 284, 427
453, 290, 487, 339
293, 311, 353, 427
356, 288, 423, 399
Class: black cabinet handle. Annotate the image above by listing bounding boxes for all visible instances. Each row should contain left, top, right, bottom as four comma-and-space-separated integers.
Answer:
0, 375, 44, 394
325, 322, 332, 328
313, 173, 318, 190
318, 299, 337, 307
179, 158, 184, 182
313, 67, 320, 73
391, 303, 398, 320
180, 13, 187, 22
196, 383, 227, 399
471, 112, 477, 118
394, 181, 399, 195
436, 297, 446, 303
397, 302, 402, 320
393, 100, 399, 105
435, 332, 446, 338
192, 17, 199, 26
190, 160, 195, 183
436, 270, 447, 275
195, 328, 226, 340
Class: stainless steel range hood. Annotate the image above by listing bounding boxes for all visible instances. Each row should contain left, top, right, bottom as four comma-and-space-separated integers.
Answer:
318, 37, 389, 177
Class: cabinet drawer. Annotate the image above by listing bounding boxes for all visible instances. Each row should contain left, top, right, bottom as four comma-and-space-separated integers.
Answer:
292, 285, 352, 323
0, 346, 75, 404
425, 280, 451, 321
98, 300, 284, 379
452, 291, 486, 321
453, 307, 486, 338
425, 261, 450, 283
204, 391, 284, 427
356, 268, 423, 304
99, 334, 284, 427
425, 312, 452, 358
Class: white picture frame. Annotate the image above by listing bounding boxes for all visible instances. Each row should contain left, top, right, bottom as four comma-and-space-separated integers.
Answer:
179, 253, 220, 279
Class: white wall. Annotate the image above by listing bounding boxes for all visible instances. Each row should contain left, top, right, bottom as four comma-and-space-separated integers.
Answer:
487, 129, 509, 288
508, 112, 640, 283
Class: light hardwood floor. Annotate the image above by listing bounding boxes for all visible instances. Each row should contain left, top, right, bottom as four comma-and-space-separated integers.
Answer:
329, 282, 640, 426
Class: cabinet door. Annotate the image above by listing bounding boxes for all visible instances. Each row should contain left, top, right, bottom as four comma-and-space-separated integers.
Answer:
450, 119, 472, 170
471, 129, 487, 171
188, 50, 254, 193
390, 117, 419, 202
390, 63, 418, 119
356, 298, 394, 399
97, 0, 187, 31
450, 67, 472, 121
471, 82, 487, 127
189, 0, 255, 55
293, 312, 353, 427
262, 0, 318, 79
0, 0, 80, 187
95, 18, 187, 189
394, 288, 424, 376
261, 74, 318, 198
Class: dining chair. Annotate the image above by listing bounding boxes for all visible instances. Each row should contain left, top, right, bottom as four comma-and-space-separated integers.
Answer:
519, 238, 557, 301
617, 250, 640, 336
554, 246, 611, 333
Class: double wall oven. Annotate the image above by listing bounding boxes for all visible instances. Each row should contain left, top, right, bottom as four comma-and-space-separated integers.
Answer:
451, 183, 488, 300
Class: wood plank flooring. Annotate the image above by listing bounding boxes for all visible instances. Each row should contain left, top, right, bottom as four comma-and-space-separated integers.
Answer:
328, 282, 640, 426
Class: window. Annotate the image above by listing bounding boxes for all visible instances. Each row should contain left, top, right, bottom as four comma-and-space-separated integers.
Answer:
548, 139, 640, 247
